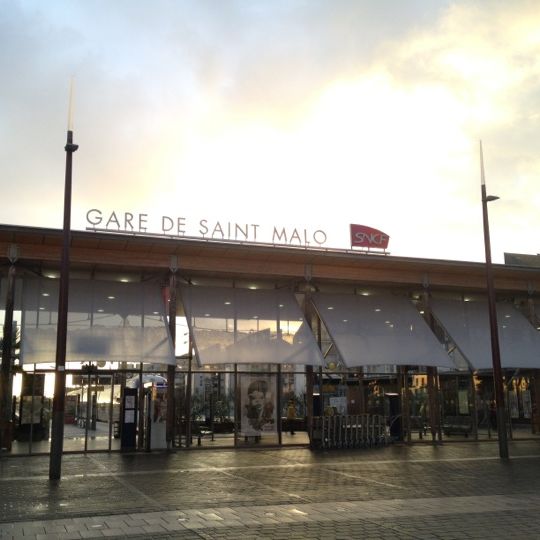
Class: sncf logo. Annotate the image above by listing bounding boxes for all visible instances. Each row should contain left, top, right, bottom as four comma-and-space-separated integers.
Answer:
350, 224, 390, 250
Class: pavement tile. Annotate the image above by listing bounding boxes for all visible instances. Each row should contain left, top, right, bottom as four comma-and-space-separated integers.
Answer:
79, 532, 104, 539
2, 441, 540, 539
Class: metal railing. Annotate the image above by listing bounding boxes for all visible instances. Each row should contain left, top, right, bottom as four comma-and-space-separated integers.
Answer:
311, 414, 388, 449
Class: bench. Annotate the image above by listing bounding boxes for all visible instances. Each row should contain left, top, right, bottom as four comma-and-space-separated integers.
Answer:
442, 415, 473, 437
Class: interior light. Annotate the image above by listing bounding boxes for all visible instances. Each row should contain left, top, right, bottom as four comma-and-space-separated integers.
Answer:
464, 298, 471, 302
42, 293, 50, 297
505, 314, 511, 318
39, 307, 45, 310
374, 308, 381, 312
107, 296, 115, 300
361, 292, 370, 296
97, 309, 104, 313
327, 306, 334, 310
153, 311, 160, 315
253, 315, 259, 319
120, 278, 129, 283
249, 286, 257, 290
278, 304, 284, 308
419, 310, 425, 314
342, 319, 348, 323
385, 320, 391, 324
204, 313, 211, 317
224, 301, 232, 305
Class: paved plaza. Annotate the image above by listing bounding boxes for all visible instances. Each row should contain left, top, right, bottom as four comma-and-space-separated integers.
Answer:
2, 440, 540, 539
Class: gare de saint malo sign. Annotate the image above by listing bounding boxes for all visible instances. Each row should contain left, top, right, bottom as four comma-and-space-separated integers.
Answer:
85, 209, 390, 251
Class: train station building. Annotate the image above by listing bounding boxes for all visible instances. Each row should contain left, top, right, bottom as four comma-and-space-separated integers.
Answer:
1, 222, 540, 454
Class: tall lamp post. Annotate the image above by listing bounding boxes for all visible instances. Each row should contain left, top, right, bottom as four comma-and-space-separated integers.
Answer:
49, 84, 78, 479
480, 141, 509, 459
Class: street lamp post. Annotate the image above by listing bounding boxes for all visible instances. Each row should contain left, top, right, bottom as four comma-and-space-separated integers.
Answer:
480, 141, 509, 459
49, 84, 78, 479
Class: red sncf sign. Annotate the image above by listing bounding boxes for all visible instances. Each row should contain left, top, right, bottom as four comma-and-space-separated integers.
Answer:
350, 224, 390, 250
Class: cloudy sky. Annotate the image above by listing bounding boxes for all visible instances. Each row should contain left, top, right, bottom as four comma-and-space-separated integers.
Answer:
1, 0, 539, 263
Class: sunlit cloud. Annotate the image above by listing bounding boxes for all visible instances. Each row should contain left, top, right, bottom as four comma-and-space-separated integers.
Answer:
1, 1, 539, 262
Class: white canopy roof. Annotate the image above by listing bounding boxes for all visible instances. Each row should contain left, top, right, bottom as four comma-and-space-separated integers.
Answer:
312, 292, 454, 369
20, 277, 175, 365
180, 285, 324, 366
430, 298, 540, 370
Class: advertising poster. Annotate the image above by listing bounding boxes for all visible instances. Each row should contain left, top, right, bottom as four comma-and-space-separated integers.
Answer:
508, 390, 519, 419
240, 375, 277, 437
522, 390, 532, 419
458, 390, 469, 415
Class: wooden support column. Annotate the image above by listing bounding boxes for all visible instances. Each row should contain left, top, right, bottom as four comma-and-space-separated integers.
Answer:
166, 262, 178, 449
470, 373, 479, 440
185, 340, 193, 447
0, 251, 17, 452
400, 366, 411, 443
303, 269, 315, 445
426, 367, 439, 442
422, 286, 442, 444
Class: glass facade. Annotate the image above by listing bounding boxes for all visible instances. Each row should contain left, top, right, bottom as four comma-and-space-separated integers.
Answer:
2, 259, 540, 455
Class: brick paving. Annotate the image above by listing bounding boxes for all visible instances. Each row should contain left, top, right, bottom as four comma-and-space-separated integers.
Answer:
1, 441, 540, 538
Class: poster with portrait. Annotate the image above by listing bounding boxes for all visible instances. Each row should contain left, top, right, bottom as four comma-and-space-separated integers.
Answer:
240, 375, 277, 436
508, 390, 519, 419
522, 390, 532, 419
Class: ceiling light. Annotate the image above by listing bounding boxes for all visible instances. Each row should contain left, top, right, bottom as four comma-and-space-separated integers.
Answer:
107, 296, 115, 300
374, 308, 381, 312
327, 306, 334, 310
224, 301, 231, 305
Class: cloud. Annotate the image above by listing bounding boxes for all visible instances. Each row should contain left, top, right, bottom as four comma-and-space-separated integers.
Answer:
0, 0, 538, 262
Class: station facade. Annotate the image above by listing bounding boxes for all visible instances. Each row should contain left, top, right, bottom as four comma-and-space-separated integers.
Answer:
1, 223, 540, 454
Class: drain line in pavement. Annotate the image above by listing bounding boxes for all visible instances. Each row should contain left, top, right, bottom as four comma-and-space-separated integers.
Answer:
215, 467, 310, 502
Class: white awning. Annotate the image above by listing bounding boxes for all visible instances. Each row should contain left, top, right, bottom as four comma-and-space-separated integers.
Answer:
430, 298, 540, 370
312, 292, 454, 369
180, 285, 324, 366
20, 278, 175, 365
